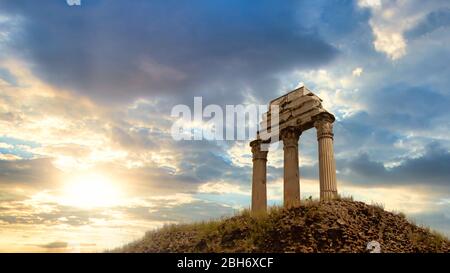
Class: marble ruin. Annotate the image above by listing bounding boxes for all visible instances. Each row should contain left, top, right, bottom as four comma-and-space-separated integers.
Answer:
250, 86, 337, 213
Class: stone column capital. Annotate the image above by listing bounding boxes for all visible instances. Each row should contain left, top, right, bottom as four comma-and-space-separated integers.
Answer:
314, 114, 334, 140
250, 140, 268, 161
280, 127, 301, 149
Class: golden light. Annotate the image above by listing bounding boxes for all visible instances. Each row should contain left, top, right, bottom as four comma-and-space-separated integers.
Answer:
61, 173, 122, 209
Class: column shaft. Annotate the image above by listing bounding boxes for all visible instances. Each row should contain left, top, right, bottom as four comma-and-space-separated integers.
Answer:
281, 127, 301, 207
315, 116, 338, 201
250, 140, 268, 213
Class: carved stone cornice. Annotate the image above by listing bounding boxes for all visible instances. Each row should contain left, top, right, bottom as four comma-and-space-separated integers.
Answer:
250, 140, 268, 161
280, 127, 301, 149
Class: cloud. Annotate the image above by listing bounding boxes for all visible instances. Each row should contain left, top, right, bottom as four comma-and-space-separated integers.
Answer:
357, 0, 450, 60
357, 0, 410, 60
0, 0, 338, 104
365, 84, 450, 132
0, 196, 109, 226
352, 67, 364, 77
0, 142, 13, 149
294, 68, 365, 118
125, 199, 236, 223
0, 158, 61, 187
36, 241, 68, 249
338, 142, 450, 188
0, 154, 21, 161
109, 126, 156, 151
406, 8, 450, 39
197, 182, 249, 196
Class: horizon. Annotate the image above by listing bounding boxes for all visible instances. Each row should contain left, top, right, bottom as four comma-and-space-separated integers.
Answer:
0, 0, 450, 252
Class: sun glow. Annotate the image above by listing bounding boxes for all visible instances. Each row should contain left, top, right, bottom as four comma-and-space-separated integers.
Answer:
61, 173, 122, 208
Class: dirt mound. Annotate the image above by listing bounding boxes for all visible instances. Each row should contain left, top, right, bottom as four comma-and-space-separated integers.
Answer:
116, 199, 449, 253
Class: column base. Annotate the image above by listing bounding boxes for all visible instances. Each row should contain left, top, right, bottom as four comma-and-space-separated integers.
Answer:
284, 199, 301, 208
320, 190, 338, 201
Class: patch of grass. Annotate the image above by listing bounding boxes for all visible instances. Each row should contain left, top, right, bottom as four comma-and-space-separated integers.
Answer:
336, 195, 354, 202
370, 201, 385, 211
302, 198, 320, 207
409, 227, 449, 251
397, 211, 406, 219
193, 220, 222, 237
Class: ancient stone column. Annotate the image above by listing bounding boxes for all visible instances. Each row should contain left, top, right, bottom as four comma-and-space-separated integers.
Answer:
250, 140, 268, 213
314, 114, 338, 201
281, 127, 301, 207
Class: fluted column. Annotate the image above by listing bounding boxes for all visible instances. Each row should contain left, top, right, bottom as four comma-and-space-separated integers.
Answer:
314, 114, 338, 201
281, 127, 301, 207
250, 140, 268, 214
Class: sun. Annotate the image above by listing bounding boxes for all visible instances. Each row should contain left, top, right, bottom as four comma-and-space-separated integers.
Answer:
61, 173, 122, 208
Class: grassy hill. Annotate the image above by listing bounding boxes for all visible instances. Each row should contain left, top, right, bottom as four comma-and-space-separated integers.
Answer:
114, 198, 449, 253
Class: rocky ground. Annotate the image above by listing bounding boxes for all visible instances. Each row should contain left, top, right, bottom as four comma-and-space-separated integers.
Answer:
115, 199, 450, 253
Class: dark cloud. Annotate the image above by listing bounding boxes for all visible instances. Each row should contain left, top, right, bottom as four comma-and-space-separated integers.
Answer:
298, 0, 371, 39
155, 140, 250, 185
330, 114, 407, 166
406, 8, 450, 39
0, 158, 61, 187
367, 84, 450, 131
0, 0, 337, 104
110, 126, 156, 151
173, 140, 252, 185
338, 142, 450, 188
36, 241, 68, 249
33, 206, 105, 226
0, 202, 110, 226
390, 143, 450, 186
125, 199, 235, 222
345, 153, 386, 178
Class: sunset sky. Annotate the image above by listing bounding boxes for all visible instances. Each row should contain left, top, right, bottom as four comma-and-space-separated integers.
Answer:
1, 0, 450, 252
